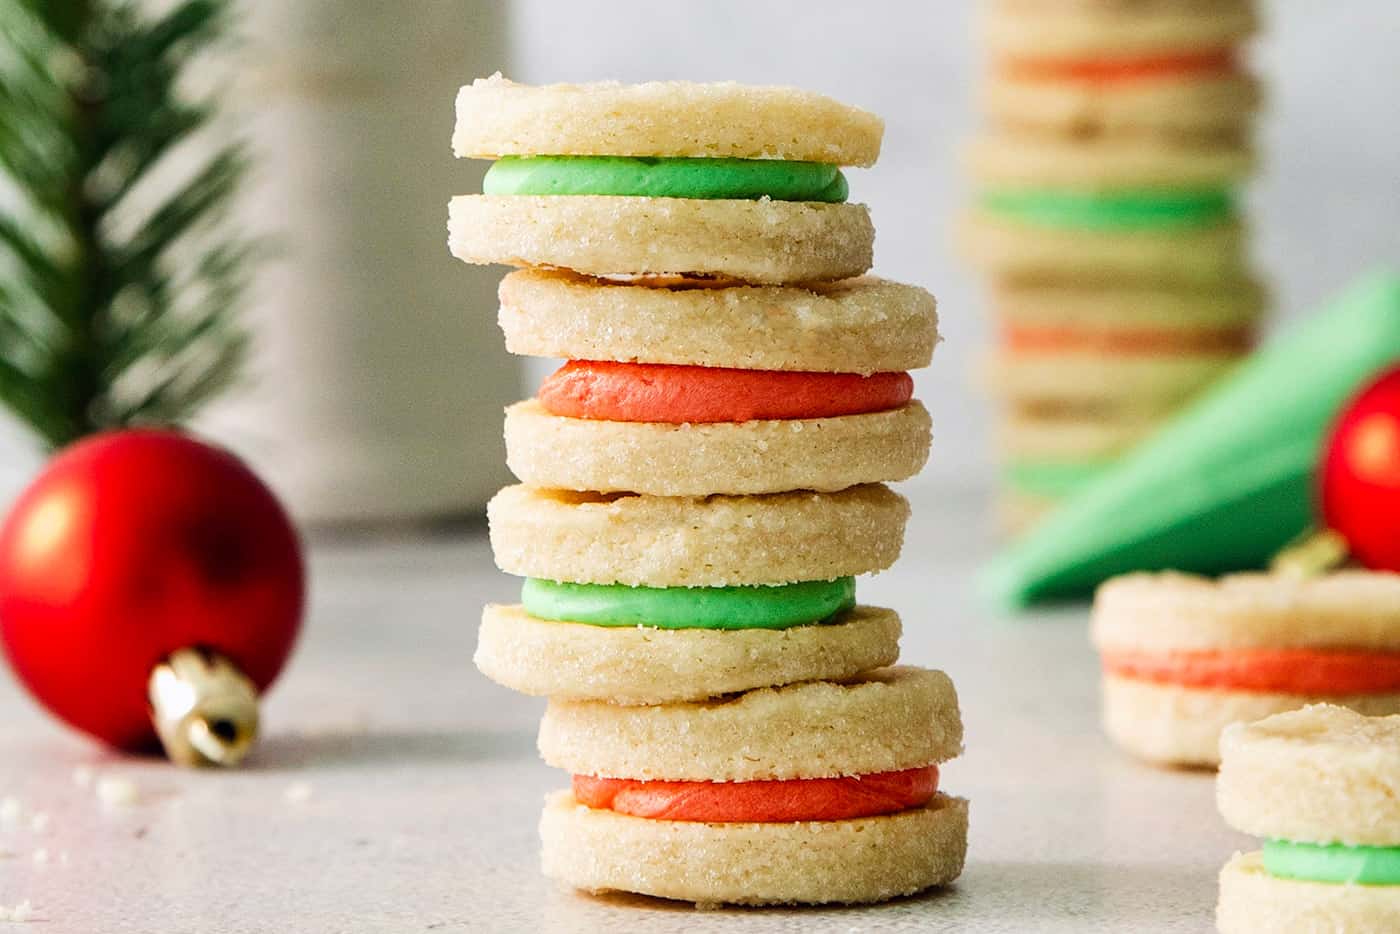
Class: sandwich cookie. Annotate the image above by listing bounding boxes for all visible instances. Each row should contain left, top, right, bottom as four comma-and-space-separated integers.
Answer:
996, 406, 1167, 533
449, 76, 881, 284
1217, 705, 1400, 932
986, 280, 1258, 412
981, 0, 1258, 63
1092, 572, 1400, 767
537, 667, 968, 905
499, 271, 938, 495
478, 485, 908, 702
984, 54, 1260, 141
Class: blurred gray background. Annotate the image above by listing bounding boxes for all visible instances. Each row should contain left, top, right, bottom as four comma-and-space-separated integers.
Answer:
1, 0, 1395, 512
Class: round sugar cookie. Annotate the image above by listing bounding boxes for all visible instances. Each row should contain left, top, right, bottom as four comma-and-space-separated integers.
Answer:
1093, 571, 1400, 655
540, 790, 967, 907
1101, 674, 1400, 769
539, 666, 962, 782
474, 604, 901, 704
986, 72, 1261, 139
453, 75, 883, 166
968, 134, 1254, 190
991, 280, 1265, 331
497, 270, 939, 374
983, 1, 1258, 59
1218, 704, 1400, 846
488, 484, 908, 588
1218, 850, 1400, 934
999, 407, 1163, 461
503, 399, 931, 496
959, 210, 1247, 284
988, 348, 1239, 413
449, 195, 872, 284
997, 490, 1059, 536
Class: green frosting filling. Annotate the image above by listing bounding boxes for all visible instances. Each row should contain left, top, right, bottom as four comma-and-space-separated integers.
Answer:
1263, 839, 1400, 885
1006, 461, 1112, 498
982, 189, 1233, 230
483, 156, 849, 202
521, 577, 856, 630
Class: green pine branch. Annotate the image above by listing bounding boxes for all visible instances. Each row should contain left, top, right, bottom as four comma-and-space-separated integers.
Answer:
0, 0, 252, 450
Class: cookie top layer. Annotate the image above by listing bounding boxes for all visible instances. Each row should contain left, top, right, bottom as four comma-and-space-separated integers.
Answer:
983, 1, 1258, 59
538, 666, 962, 781
968, 134, 1254, 191
991, 280, 1265, 331
1093, 571, 1400, 654
498, 270, 939, 373
1218, 704, 1400, 846
454, 74, 883, 166
488, 484, 909, 588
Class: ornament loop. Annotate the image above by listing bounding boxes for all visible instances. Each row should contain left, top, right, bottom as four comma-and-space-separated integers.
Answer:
148, 648, 260, 767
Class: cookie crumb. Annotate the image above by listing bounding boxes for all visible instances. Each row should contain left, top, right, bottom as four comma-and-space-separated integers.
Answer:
29, 812, 49, 834
31, 848, 48, 865
96, 777, 139, 808
0, 796, 20, 825
283, 782, 313, 804
0, 899, 34, 922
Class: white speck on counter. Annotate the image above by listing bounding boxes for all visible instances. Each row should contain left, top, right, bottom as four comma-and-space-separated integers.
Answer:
283, 782, 313, 804
28, 812, 49, 834
0, 796, 20, 825
0, 900, 34, 922
95, 777, 139, 808
71, 766, 94, 788
31, 848, 48, 865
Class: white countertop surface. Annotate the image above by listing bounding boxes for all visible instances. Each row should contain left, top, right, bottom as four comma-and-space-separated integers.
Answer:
0, 490, 1250, 933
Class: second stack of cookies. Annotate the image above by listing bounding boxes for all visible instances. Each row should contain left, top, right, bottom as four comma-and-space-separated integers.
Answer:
962, 0, 1268, 533
454, 76, 967, 906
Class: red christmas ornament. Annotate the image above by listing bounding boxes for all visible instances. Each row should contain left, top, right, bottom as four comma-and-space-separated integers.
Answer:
1320, 365, 1400, 572
0, 430, 304, 764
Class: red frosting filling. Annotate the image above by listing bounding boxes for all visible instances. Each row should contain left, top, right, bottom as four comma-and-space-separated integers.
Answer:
1004, 325, 1251, 356
1002, 49, 1238, 84
572, 766, 939, 823
537, 360, 914, 424
1103, 648, 1400, 695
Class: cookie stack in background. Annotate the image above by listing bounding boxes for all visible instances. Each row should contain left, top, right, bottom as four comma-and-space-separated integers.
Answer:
961, 0, 1267, 533
451, 76, 968, 907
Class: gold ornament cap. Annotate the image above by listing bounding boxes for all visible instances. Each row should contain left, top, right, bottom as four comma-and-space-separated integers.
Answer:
148, 648, 260, 767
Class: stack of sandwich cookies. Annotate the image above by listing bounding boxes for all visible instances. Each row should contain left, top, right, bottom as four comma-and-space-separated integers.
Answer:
1092, 572, 1400, 768
961, 0, 1266, 531
1217, 705, 1400, 932
453, 75, 966, 905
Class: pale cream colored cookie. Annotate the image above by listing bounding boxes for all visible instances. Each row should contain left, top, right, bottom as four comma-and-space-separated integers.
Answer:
540, 791, 968, 907
997, 490, 1059, 537
1100, 675, 1400, 769
1093, 571, 1400, 654
1218, 704, 1400, 846
539, 666, 962, 781
449, 195, 872, 285
488, 484, 909, 588
474, 604, 901, 705
497, 270, 939, 374
988, 348, 1241, 413
453, 75, 883, 166
983, 1, 1258, 59
1217, 851, 1400, 934
503, 399, 931, 496
990, 280, 1266, 331
960, 210, 1247, 284
985, 72, 1261, 139
998, 407, 1163, 462
968, 133, 1253, 190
